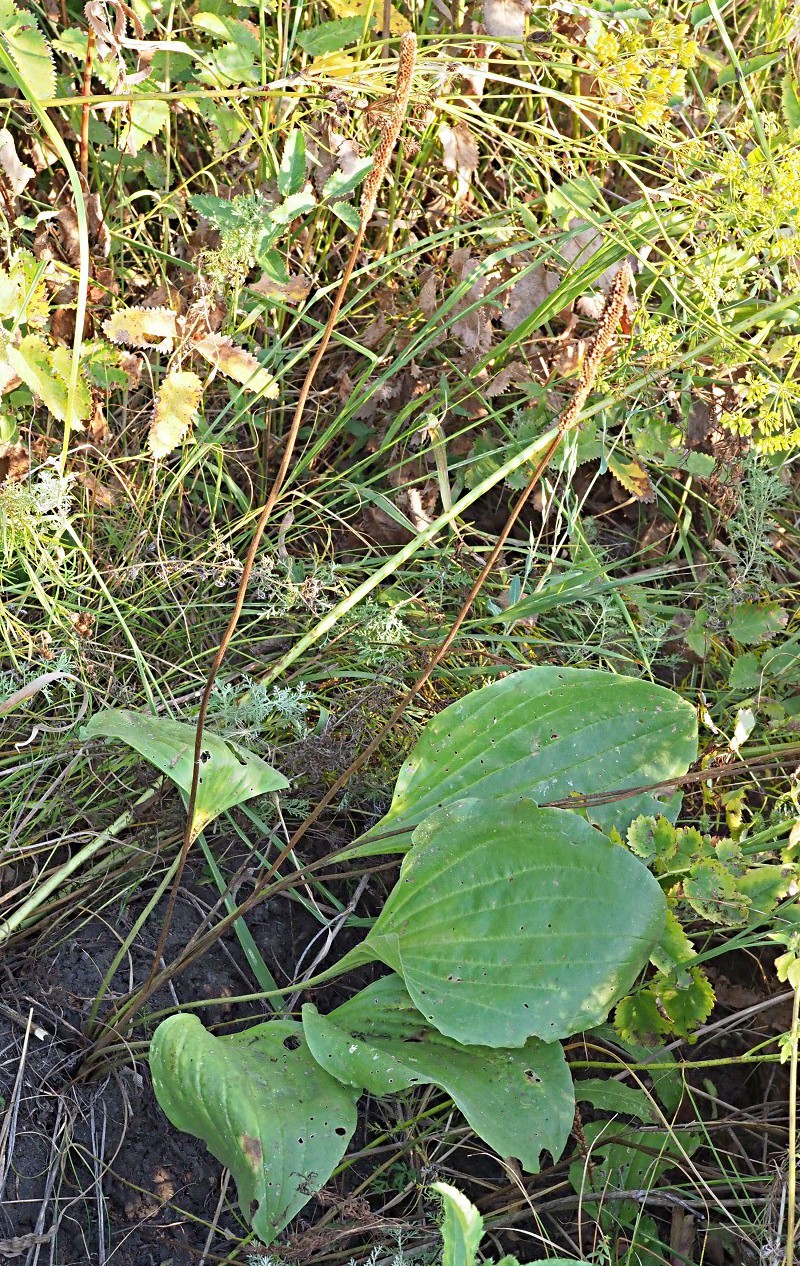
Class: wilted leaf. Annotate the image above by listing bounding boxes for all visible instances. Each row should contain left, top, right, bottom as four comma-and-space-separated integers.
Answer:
103, 306, 178, 350
483, 0, 531, 43
193, 334, 279, 397
0, 127, 33, 195
149, 370, 202, 459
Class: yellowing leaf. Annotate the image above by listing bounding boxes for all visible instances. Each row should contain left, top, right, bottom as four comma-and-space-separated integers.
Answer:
606, 453, 655, 502
325, 0, 410, 36
103, 306, 178, 350
3, 14, 56, 101
150, 370, 202, 459
193, 334, 279, 397
7, 334, 90, 426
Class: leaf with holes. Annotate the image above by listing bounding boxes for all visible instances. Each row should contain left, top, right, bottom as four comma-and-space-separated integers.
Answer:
82, 709, 288, 840
150, 1015, 358, 1243
353, 666, 698, 854
303, 974, 574, 1172
149, 370, 202, 458
339, 799, 666, 1048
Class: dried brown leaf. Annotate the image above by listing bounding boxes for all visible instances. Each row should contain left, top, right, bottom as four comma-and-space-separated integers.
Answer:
193, 333, 279, 397
418, 273, 438, 318
103, 306, 178, 350
439, 122, 478, 202
501, 264, 560, 330
250, 273, 311, 305
150, 370, 202, 459
483, 0, 531, 42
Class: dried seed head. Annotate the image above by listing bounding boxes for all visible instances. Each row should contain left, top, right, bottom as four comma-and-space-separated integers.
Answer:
360, 32, 417, 222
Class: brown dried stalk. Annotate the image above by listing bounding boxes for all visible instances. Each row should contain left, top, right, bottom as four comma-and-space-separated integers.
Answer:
112, 34, 419, 1028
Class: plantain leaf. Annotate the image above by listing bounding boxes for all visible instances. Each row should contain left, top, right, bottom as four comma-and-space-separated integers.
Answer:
303, 975, 574, 1172
346, 799, 666, 1048
150, 1015, 358, 1243
82, 709, 287, 840
356, 666, 697, 853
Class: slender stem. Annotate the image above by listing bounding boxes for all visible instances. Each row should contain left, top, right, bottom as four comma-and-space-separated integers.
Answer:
788, 981, 799, 1266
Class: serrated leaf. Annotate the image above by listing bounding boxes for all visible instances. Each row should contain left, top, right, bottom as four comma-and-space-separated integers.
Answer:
103, 306, 178, 349
330, 200, 361, 231
684, 859, 750, 925
728, 601, 788, 645
606, 453, 655, 502
782, 70, 800, 132
729, 651, 762, 691
626, 815, 677, 864
649, 908, 695, 981
193, 334, 278, 397
270, 190, 317, 224
349, 799, 666, 1048
49, 344, 91, 423
205, 40, 258, 85
322, 155, 373, 201
614, 990, 672, 1045
296, 16, 372, 55
150, 1015, 357, 1243
123, 98, 170, 156
278, 128, 307, 197
192, 11, 260, 49
357, 666, 698, 851
3, 14, 55, 100
653, 967, 714, 1038
149, 370, 202, 459
82, 708, 288, 840
302, 975, 575, 1172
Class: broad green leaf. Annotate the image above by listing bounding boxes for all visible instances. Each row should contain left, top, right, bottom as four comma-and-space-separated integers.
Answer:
150, 1015, 358, 1242
590, 1022, 684, 1114
432, 1183, 484, 1266
303, 975, 574, 1172
574, 1077, 656, 1122
350, 800, 666, 1047
357, 666, 697, 852
82, 709, 287, 840
568, 1120, 700, 1224
322, 155, 373, 201
278, 128, 307, 197
296, 16, 372, 55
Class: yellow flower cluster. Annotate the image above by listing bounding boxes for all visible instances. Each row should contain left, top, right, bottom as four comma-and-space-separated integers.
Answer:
588, 17, 699, 129
721, 372, 800, 454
